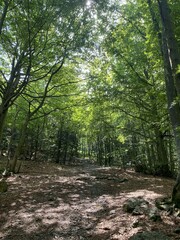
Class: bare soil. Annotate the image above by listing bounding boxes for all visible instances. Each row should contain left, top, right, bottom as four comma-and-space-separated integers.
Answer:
0, 159, 180, 240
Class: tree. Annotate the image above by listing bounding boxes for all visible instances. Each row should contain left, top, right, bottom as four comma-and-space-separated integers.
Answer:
6, 61, 82, 171
98, 0, 174, 175
157, 0, 180, 166
144, 0, 180, 203
0, 0, 95, 145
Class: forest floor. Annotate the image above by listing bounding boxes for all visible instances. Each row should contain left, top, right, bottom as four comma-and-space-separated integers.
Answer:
0, 159, 180, 240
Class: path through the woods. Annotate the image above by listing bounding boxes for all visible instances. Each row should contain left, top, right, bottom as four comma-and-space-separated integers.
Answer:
0, 159, 179, 239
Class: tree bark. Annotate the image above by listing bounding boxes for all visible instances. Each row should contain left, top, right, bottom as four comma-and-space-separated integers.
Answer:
0, 106, 8, 153
147, 0, 180, 203
10, 115, 30, 173
158, 0, 180, 95
157, 0, 180, 169
0, 0, 11, 35
156, 0, 180, 203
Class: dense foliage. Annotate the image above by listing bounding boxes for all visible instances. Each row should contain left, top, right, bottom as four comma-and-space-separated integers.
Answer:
1, 0, 180, 194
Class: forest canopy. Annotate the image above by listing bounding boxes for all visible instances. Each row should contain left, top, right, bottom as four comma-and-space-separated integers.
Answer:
0, 0, 180, 188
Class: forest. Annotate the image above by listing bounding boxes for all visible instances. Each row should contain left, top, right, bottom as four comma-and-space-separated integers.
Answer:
1, 0, 180, 239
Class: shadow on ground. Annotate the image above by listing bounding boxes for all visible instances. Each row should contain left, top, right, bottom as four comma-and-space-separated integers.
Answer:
0, 160, 178, 240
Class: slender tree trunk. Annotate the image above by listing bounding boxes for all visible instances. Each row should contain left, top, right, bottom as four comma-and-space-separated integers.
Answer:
10, 115, 30, 173
150, 144, 156, 170
155, 128, 170, 175
141, 124, 153, 172
97, 136, 103, 165
168, 136, 174, 174
56, 127, 63, 163
0, 106, 8, 153
145, 141, 152, 171
28, 125, 41, 161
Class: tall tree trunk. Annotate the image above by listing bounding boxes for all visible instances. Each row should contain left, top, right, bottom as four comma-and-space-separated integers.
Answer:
156, 0, 180, 205
157, 0, 180, 169
147, 0, 180, 169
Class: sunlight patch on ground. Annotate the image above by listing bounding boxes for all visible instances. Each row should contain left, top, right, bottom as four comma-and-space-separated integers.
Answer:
126, 189, 163, 200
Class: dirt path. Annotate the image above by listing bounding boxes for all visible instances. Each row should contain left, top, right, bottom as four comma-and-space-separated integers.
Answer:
0, 160, 179, 239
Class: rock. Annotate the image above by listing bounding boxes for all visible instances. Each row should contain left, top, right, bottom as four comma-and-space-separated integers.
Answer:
123, 197, 162, 221
174, 228, 180, 234
132, 205, 144, 215
0, 179, 8, 193
155, 197, 172, 211
132, 220, 140, 228
133, 202, 149, 215
132, 219, 146, 228
123, 197, 149, 214
114, 178, 128, 183
2, 169, 10, 177
123, 198, 137, 213
48, 197, 54, 201
174, 209, 180, 217
110, 210, 116, 215
129, 231, 170, 240
148, 207, 162, 222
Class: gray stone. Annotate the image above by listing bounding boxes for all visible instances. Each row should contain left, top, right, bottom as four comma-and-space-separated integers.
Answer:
123, 197, 149, 214
148, 207, 162, 222
133, 202, 149, 215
